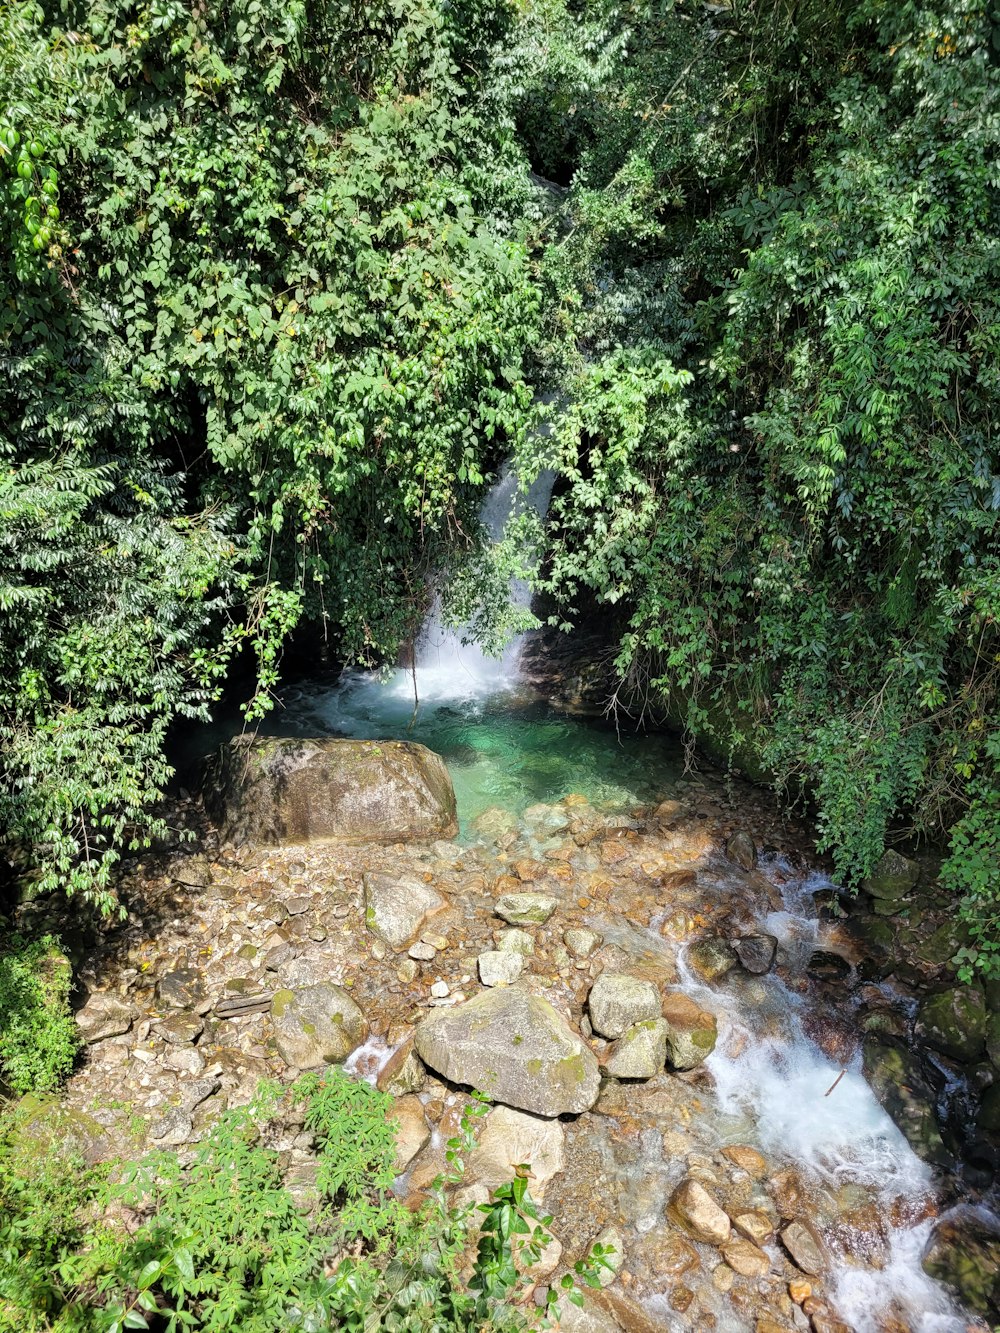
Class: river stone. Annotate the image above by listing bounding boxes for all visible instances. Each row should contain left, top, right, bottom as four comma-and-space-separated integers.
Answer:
377, 1037, 426, 1096
495, 892, 557, 925
603, 1019, 668, 1080
414, 984, 601, 1116
469, 1105, 565, 1199
722, 1236, 770, 1277
661, 990, 718, 1069
478, 949, 524, 987
862, 1038, 949, 1165
721, 1144, 768, 1178
204, 735, 457, 845
157, 968, 206, 1010
725, 831, 757, 871
393, 1095, 430, 1171
269, 983, 368, 1070
686, 937, 736, 984
76, 993, 135, 1044
668, 1177, 731, 1245
731, 1209, 774, 1246
916, 985, 986, 1062
922, 1207, 1000, 1318
588, 973, 661, 1039
732, 934, 777, 975
564, 927, 603, 959
155, 1012, 204, 1045
781, 1219, 828, 1276
862, 849, 920, 900
497, 928, 535, 955
364, 872, 447, 951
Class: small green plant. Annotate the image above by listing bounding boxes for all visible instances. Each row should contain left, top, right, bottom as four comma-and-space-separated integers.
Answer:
0, 932, 79, 1094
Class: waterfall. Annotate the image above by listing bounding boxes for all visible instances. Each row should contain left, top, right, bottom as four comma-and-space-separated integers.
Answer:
412, 462, 557, 700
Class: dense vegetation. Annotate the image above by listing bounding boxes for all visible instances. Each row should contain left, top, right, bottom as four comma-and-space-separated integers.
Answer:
2, 2, 1000, 965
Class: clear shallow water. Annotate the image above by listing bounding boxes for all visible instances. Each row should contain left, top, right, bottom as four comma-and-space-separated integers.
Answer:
276, 668, 683, 831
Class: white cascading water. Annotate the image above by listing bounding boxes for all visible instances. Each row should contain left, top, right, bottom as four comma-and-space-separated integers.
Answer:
677, 862, 970, 1333
409, 462, 558, 700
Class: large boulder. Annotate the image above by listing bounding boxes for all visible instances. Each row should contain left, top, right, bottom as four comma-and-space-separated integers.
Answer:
468, 1106, 566, 1199
414, 984, 601, 1117
922, 1207, 1000, 1319
603, 1019, 668, 1080
862, 849, 920, 901
205, 736, 457, 846
916, 985, 987, 1063
269, 983, 368, 1069
862, 1038, 949, 1166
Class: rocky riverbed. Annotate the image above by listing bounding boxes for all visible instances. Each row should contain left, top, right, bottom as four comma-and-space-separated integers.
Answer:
22, 740, 1000, 1333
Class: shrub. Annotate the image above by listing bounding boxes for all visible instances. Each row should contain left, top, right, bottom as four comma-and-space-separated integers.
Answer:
0, 932, 79, 1094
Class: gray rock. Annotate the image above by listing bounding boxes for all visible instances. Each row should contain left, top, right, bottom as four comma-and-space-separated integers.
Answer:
588, 973, 661, 1039
204, 735, 458, 846
172, 855, 212, 887
495, 893, 557, 925
157, 968, 206, 1010
392, 1095, 430, 1171
155, 1012, 204, 1045
408, 941, 437, 961
414, 984, 601, 1117
592, 1226, 625, 1286
725, 831, 757, 871
497, 929, 536, 955
862, 849, 920, 900
213, 993, 272, 1019
270, 983, 368, 1069
781, 1219, 828, 1276
377, 1038, 425, 1096
732, 934, 777, 975
150, 1107, 193, 1145
661, 991, 717, 1069
76, 993, 135, 1044
478, 950, 524, 987
469, 1105, 566, 1199
603, 1019, 667, 1080
564, 928, 603, 959
364, 872, 447, 951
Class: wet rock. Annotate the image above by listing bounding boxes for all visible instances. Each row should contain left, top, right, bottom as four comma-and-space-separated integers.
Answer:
565, 927, 603, 959
668, 1177, 731, 1245
722, 1236, 770, 1277
154, 1012, 204, 1045
469, 1105, 565, 1199
414, 984, 601, 1117
732, 1210, 775, 1246
768, 1169, 805, 1219
495, 892, 557, 925
781, 1219, 828, 1276
861, 849, 920, 901
393, 1095, 430, 1171
603, 1019, 668, 1080
732, 935, 777, 975
498, 928, 535, 955
862, 1038, 949, 1165
205, 735, 458, 845
588, 973, 661, 1039
478, 950, 524, 987
661, 991, 718, 1070
978, 1082, 1000, 1135
722, 1144, 768, 1178
377, 1037, 425, 1096
76, 993, 135, 1044
686, 937, 736, 984
806, 950, 852, 983
363, 872, 447, 951
986, 1011, 1000, 1070
593, 1225, 625, 1286
269, 983, 368, 1070
157, 968, 206, 1010
921, 1207, 1000, 1319
916, 984, 987, 1063
726, 831, 757, 871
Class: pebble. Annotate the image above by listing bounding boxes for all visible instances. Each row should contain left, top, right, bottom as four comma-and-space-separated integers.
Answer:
408, 942, 437, 961
430, 980, 450, 998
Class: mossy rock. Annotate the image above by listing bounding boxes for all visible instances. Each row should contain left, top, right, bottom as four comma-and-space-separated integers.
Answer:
922, 1209, 1000, 1319
862, 1038, 950, 1167
861, 849, 920, 901
915, 985, 986, 1063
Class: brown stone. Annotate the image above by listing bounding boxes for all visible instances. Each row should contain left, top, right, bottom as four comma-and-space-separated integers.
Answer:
722, 1144, 769, 1178
669, 1285, 695, 1312
731, 1209, 774, 1247
668, 1178, 731, 1245
788, 1279, 812, 1304
781, 1219, 828, 1276
722, 1237, 770, 1277
769, 1168, 805, 1218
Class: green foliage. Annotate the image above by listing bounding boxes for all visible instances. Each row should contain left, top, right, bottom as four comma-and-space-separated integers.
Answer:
0, 0, 540, 908
0, 932, 79, 1094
